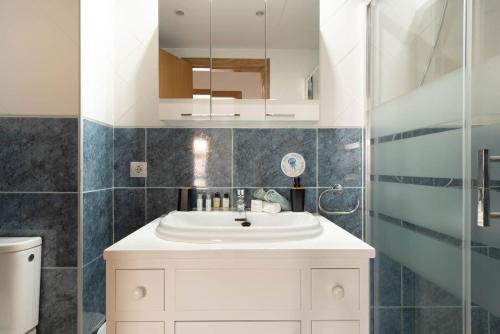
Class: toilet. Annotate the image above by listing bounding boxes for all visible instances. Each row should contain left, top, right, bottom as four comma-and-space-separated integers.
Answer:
0, 237, 42, 334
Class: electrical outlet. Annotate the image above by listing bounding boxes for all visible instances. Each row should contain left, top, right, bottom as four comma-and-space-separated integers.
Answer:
130, 162, 147, 178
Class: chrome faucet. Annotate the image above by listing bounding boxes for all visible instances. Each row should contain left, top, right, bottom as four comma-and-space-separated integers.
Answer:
236, 189, 245, 214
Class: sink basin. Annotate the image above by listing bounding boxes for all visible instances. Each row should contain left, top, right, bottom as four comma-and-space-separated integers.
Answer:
155, 211, 323, 243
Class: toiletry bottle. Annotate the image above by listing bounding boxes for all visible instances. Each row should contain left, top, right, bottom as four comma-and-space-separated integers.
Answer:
290, 177, 305, 212
205, 193, 212, 211
222, 193, 230, 210
196, 193, 203, 211
213, 192, 221, 209
177, 187, 193, 211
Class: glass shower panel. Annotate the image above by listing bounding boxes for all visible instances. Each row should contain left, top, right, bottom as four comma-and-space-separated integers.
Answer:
368, 0, 466, 332
470, 0, 500, 330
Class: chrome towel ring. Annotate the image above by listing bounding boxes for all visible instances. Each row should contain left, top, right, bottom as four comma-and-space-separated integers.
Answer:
318, 184, 360, 216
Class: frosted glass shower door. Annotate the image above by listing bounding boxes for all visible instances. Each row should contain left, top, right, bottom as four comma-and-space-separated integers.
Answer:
368, 0, 467, 332
469, 0, 500, 330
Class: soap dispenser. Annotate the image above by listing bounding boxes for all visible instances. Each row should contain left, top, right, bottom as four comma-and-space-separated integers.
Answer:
290, 177, 305, 212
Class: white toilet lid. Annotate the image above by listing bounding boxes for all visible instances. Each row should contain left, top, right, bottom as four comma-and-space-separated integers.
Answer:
0, 237, 42, 253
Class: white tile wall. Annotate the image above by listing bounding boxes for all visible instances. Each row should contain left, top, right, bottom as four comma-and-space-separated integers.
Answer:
81, 0, 367, 128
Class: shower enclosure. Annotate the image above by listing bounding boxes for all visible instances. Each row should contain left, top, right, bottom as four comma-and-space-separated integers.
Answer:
367, 0, 500, 332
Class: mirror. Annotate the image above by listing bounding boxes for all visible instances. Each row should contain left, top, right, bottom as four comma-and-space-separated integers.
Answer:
158, 0, 319, 119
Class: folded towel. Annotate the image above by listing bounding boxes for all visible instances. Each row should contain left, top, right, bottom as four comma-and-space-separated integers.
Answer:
252, 188, 291, 211
251, 199, 263, 212
262, 202, 281, 214
253, 188, 267, 201
263, 189, 291, 211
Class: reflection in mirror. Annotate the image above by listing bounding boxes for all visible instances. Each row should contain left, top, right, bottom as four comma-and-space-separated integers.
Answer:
211, 0, 267, 101
267, 0, 320, 101
158, 0, 210, 100
158, 0, 320, 120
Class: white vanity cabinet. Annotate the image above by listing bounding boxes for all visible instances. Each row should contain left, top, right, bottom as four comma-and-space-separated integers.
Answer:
104, 218, 375, 334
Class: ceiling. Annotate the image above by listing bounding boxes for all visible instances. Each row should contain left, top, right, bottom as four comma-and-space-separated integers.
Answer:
159, 0, 319, 50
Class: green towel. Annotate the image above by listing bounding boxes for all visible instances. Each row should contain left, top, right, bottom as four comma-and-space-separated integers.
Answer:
253, 188, 291, 211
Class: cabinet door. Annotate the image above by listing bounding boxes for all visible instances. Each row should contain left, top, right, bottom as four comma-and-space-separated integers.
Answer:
116, 322, 164, 334
175, 321, 300, 334
311, 269, 360, 317
115, 269, 164, 312
312, 321, 359, 334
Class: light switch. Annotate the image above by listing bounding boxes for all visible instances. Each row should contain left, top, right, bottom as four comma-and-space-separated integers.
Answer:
130, 162, 147, 178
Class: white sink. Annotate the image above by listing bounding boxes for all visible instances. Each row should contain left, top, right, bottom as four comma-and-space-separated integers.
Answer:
155, 211, 323, 243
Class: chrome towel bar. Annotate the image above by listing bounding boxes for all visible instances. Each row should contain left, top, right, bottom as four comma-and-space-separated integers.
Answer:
318, 184, 360, 216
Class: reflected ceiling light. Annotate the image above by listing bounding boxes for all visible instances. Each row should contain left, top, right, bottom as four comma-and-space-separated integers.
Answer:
255, 10, 265, 17
193, 138, 209, 154
174, 9, 185, 16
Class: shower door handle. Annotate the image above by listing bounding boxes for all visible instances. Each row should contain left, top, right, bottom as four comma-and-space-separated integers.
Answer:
477, 149, 500, 227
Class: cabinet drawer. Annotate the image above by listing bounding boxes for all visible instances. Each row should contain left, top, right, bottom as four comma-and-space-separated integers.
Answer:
175, 321, 300, 334
311, 269, 359, 316
116, 322, 164, 334
115, 269, 164, 312
175, 269, 301, 310
312, 321, 359, 334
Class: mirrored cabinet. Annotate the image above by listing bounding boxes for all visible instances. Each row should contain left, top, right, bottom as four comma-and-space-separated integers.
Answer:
158, 0, 320, 122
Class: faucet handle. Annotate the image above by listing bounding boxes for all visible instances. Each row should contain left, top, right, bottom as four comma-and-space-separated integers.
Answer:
237, 189, 245, 198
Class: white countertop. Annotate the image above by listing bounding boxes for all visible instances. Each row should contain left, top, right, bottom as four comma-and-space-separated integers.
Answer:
104, 215, 375, 260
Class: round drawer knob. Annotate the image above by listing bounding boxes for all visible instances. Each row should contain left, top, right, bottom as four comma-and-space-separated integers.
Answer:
332, 285, 345, 299
132, 286, 147, 300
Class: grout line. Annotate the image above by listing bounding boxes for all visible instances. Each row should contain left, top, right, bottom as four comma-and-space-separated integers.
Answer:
0, 114, 79, 119
231, 128, 234, 206
41, 266, 78, 270
112, 126, 115, 244
316, 128, 319, 214
82, 187, 113, 194
143, 186, 358, 190
145, 128, 148, 224
82, 254, 102, 269
371, 305, 466, 309
0, 191, 78, 194
81, 116, 114, 128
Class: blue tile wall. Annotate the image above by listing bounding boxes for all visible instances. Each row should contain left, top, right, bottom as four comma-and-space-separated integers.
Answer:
114, 188, 145, 242
318, 128, 362, 187
371, 308, 401, 334
402, 308, 463, 334
0, 193, 78, 267
0, 117, 77, 192
83, 120, 113, 191
147, 128, 232, 187
38, 269, 78, 334
233, 128, 317, 187
82, 189, 113, 265
371, 253, 402, 307
114, 128, 145, 187
491, 313, 500, 333
81, 119, 114, 334
111, 127, 364, 241
146, 188, 179, 222
0, 117, 78, 333
402, 267, 460, 306
83, 257, 106, 334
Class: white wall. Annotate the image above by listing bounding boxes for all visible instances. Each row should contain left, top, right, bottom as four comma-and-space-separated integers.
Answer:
113, 0, 159, 127
113, 0, 366, 128
319, 0, 366, 127
0, 0, 80, 116
81, 0, 115, 125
